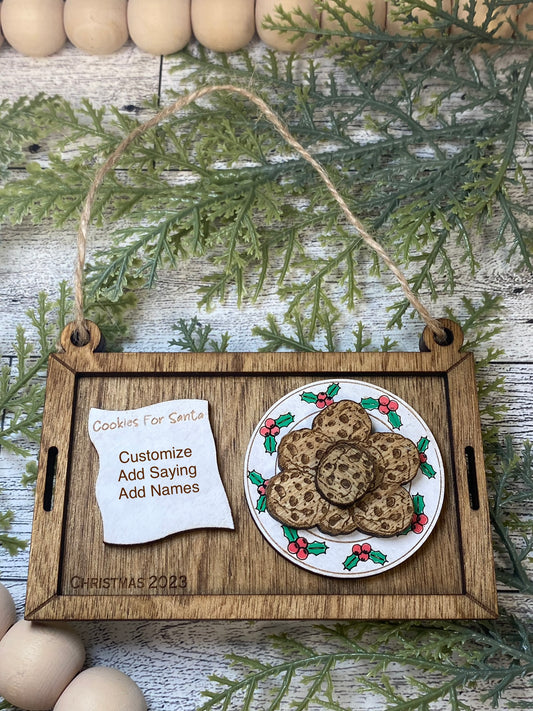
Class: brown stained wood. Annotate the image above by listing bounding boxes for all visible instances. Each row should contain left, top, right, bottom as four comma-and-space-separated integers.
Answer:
25, 319, 498, 621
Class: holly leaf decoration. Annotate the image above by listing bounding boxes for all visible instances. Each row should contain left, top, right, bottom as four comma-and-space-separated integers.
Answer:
369, 550, 387, 565
412, 494, 425, 515
248, 470, 265, 486
418, 436, 430, 454
282, 526, 299, 543
275, 413, 294, 428
301, 391, 319, 403
256, 494, 267, 513
264, 435, 277, 454
307, 541, 328, 556
421, 461, 437, 479
388, 411, 402, 429
343, 553, 360, 570
326, 383, 340, 398
361, 397, 379, 410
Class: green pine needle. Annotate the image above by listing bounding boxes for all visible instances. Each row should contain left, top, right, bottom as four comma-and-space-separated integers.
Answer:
198, 616, 533, 711
169, 317, 230, 352
1, 3, 532, 330
0, 285, 70, 563
1, 5, 533, 708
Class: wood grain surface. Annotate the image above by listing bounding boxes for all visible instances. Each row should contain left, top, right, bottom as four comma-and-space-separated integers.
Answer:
25, 321, 497, 621
1, 38, 531, 710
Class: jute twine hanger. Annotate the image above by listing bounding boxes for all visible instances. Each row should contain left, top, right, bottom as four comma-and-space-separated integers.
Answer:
73, 84, 447, 347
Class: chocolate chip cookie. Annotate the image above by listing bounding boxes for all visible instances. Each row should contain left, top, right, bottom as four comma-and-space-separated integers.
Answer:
277, 428, 333, 471
315, 441, 376, 507
266, 468, 329, 528
317, 501, 361, 535
367, 432, 420, 485
314, 399, 372, 442
352, 484, 414, 537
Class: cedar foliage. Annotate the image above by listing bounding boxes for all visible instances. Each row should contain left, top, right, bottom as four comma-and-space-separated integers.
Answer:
0, 1, 532, 708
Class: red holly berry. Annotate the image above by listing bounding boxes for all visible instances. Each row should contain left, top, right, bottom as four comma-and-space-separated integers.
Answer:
378, 395, 399, 415
411, 513, 429, 534
316, 392, 334, 409
260, 418, 280, 437
419, 452, 428, 463
288, 537, 309, 559
257, 479, 270, 495
352, 542, 372, 561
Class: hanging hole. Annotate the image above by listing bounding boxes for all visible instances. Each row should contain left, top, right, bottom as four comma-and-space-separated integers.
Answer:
419, 326, 455, 352
70, 328, 91, 347
43, 446, 58, 512
465, 446, 479, 511
433, 327, 455, 347
68, 325, 105, 352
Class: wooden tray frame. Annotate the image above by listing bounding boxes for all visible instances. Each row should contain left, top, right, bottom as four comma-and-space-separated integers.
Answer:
26, 320, 497, 621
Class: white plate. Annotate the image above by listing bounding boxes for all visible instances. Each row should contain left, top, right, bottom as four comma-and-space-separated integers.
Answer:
244, 379, 445, 578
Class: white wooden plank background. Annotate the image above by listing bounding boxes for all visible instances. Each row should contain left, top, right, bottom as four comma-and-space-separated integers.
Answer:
1, 38, 532, 711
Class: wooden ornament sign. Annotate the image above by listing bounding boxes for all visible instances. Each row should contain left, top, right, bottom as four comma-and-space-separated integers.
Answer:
26, 85, 497, 621
25, 318, 498, 621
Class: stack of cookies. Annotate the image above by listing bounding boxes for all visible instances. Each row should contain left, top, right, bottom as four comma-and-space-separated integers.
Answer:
265, 400, 419, 537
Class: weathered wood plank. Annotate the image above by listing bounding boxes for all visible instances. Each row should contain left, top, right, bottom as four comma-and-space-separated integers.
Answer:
1, 39, 532, 711
3, 578, 533, 711
1, 218, 531, 358
0, 42, 160, 108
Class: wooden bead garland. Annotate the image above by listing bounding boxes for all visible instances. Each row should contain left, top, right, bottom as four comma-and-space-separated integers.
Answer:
191, 0, 256, 53
321, 0, 387, 35
1, 0, 66, 57
518, 2, 533, 34
0, 585, 146, 711
256, 0, 320, 51
0, 582, 16, 640
64, 0, 129, 55
387, 0, 453, 37
54, 667, 147, 711
127, 0, 191, 56
0, 620, 85, 710
0, 0, 527, 57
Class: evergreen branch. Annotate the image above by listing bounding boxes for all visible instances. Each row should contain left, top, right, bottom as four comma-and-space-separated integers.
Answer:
0, 509, 27, 557
252, 314, 321, 352
169, 317, 230, 353
484, 53, 533, 204
0, 287, 72, 567
198, 616, 533, 711
0, 94, 57, 178
487, 438, 533, 593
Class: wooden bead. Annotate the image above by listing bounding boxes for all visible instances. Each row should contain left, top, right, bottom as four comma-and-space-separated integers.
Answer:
64, 0, 128, 55
0, 0, 66, 57
128, 0, 191, 56
191, 0, 255, 53
256, 0, 320, 51
0, 583, 16, 640
54, 667, 147, 711
387, 0, 452, 36
321, 0, 386, 35
451, 0, 516, 38
0, 620, 85, 711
